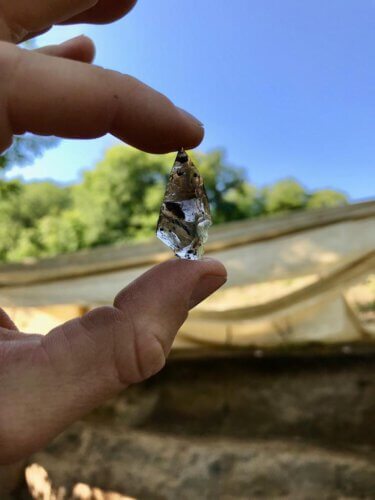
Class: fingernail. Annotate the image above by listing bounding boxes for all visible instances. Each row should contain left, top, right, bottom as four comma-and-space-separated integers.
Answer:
189, 274, 227, 309
177, 107, 204, 128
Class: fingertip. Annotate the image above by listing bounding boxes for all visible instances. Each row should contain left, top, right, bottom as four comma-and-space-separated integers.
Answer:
199, 257, 228, 278
157, 256, 226, 277
138, 109, 205, 154
177, 107, 205, 150
37, 35, 96, 63
114, 257, 227, 315
152, 257, 227, 309
168, 256, 227, 279
176, 258, 227, 308
61, 34, 96, 63
189, 272, 227, 309
79, 35, 96, 61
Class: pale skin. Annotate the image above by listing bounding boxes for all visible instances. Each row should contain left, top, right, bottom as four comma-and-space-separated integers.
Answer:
0, 0, 227, 464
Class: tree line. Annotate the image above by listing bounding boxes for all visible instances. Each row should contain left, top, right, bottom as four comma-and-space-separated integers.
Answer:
0, 144, 348, 263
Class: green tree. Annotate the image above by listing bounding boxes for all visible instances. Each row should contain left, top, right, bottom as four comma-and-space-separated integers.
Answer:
72, 147, 172, 246
307, 189, 348, 209
72, 147, 259, 246
7, 210, 87, 261
1, 135, 58, 169
0, 214, 22, 261
0, 182, 72, 261
191, 149, 259, 223
222, 183, 264, 220
0, 144, 353, 263
1, 182, 71, 227
0, 134, 59, 195
263, 178, 308, 214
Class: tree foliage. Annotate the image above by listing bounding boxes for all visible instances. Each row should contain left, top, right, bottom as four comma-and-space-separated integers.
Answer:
0, 182, 72, 260
73, 147, 171, 245
263, 179, 308, 214
0, 134, 59, 196
1, 135, 59, 169
306, 189, 348, 209
0, 146, 349, 263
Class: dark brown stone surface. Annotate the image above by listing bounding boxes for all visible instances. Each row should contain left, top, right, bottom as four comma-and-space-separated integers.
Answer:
32, 430, 375, 499
139, 356, 375, 446
25, 356, 374, 499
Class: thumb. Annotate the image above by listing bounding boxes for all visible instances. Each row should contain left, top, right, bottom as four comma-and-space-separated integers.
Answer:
46, 258, 227, 385
114, 257, 227, 377
0, 259, 226, 463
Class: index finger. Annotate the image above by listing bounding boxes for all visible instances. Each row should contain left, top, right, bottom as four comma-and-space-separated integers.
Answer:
0, 43, 204, 154
0, 0, 137, 42
60, 0, 137, 25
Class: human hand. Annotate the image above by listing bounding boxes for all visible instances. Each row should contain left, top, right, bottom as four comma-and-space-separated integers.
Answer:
0, 0, 204, 154
0, 1, 227, 464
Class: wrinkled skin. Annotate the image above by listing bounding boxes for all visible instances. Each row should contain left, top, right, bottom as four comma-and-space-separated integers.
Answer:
0, 1, 226, 465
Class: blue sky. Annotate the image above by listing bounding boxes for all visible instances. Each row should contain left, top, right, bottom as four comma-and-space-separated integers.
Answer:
7, 0, 375, 200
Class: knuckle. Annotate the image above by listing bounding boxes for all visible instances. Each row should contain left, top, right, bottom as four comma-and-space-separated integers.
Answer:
77, 303, 168, 386
112, 301, 166, 385
134, 331, 166, 382
81, 305, 125, 333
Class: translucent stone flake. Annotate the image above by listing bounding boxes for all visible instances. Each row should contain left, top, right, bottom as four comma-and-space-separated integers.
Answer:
156, 148, 212, 260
